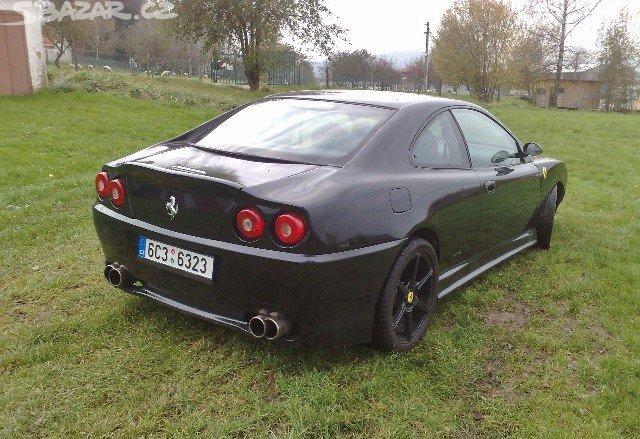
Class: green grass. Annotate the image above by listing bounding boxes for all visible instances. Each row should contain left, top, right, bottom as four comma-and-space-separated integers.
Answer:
1, 73, 639, 438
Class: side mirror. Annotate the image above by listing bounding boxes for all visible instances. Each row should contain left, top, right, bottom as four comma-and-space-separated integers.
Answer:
524, 143, 543, 156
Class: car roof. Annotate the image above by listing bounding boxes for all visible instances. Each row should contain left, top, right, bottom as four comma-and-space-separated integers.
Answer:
270, 90, 468, 110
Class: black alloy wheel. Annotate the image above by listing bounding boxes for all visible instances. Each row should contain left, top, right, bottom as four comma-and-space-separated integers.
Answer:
372, 238, 439, 352
537, 185, 558, 250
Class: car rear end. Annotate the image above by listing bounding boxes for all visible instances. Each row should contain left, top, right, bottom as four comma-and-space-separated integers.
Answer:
93, 98, 403, 348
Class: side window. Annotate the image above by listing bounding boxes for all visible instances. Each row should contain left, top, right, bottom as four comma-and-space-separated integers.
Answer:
451, 109, 521, 168
412, 111, 469, 169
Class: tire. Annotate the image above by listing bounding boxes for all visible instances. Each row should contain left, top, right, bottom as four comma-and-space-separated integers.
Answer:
537, 186, 558, 250
372, 238, 439, 352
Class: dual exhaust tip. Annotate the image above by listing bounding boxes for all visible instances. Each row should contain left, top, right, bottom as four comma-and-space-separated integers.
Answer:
104, 263, 134, 289
249, 315, 291, 341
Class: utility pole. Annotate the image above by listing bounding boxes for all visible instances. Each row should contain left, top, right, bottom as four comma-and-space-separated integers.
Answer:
424, 22, 430, 92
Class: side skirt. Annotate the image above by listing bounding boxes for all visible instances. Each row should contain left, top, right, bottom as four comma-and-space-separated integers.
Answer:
438, 231, 537, 299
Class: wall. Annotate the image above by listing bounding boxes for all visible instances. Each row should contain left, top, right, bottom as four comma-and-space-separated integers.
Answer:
0, 0, 46, 91
535, 80, 601, 110
558, 81, 601, 110
534, 84, 550, 108
45, 46, 72, 65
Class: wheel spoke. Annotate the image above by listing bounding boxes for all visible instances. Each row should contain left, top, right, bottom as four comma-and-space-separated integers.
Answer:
415, 269, 433, 291
393, 302, 407, 329
405, 310, 414, 335
411, 256, 420, 286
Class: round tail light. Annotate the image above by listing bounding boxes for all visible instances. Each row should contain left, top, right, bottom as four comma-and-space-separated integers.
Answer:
235, 208, 266, 240
95, 172, 110, 199
108, 178, 126, 207
274, 213, 306, 246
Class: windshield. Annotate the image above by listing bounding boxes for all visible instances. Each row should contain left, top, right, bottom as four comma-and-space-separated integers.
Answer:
195, 99, 394, 166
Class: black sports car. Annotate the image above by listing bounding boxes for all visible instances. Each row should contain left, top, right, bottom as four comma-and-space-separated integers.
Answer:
93, 91, 567, 352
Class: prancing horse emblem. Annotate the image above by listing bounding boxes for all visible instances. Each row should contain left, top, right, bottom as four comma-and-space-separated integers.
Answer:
165, 196, 179, 220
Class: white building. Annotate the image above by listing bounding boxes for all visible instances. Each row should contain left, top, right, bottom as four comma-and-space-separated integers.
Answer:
0, 0, 47, 95
43, 37, 73, 65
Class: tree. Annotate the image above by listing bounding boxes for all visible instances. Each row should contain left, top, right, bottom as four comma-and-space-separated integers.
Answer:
172, 0, 344, 91
371, 57, 399, 90
565, 46, 593, 72
330, 50, 375, 88
427, 48, 444, 95
506, 26, 555, 99
433, 0, 518, 101
42, 0, 91, 68
123, 19, 174, 73
598, 9, 640, 111
188, 40, 213, 81
299, 60, 318, 86
404, 57, 427, 91
74, 15, 118, 59
528, 0, 602, 108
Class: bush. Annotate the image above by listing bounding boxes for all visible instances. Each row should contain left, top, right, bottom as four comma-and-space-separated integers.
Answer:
45, 69, 247, 112
46, 68, 60, 83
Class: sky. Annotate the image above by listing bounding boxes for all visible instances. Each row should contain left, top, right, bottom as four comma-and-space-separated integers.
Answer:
305, 0, 640, 62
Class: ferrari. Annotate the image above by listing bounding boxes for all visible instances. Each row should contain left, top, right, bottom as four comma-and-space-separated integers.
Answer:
93, 91, 567, 352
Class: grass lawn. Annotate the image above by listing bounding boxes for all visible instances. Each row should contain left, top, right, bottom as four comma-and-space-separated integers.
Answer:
1, 73, 639, 438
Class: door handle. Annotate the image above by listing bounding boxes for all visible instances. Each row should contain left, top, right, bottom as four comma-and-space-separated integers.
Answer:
484, 181, 496, 194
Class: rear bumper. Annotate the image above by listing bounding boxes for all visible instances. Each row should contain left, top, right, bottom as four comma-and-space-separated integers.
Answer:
93, 204, 404, 348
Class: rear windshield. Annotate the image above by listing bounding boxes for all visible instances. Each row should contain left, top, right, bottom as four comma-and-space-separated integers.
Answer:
196, 99, 394, 166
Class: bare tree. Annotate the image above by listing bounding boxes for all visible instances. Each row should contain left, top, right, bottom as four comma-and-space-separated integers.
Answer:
565, 46, 593, 72
90, 18, 117, 59
178, 39, 211, 80
528, 0, 602, 107
123, 19, 171, 73
70, 14, 119, 60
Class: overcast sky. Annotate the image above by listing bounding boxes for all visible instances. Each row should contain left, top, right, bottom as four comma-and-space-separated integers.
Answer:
306, 0, 640, 61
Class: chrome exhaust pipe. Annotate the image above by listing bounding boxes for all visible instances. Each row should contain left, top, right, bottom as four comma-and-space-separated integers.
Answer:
249, 316, 267, 339
104, 264, 118, 282
107, 265, 134, 289
264, 317, 291, 341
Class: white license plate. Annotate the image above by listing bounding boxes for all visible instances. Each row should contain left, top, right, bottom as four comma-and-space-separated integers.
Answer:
137, 237, 214, 280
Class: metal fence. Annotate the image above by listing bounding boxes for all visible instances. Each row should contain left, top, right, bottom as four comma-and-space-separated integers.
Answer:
211, 51, 302, 86
46, 55, 131, 71
49, 51, 300, 85
211, 54, 247, 85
